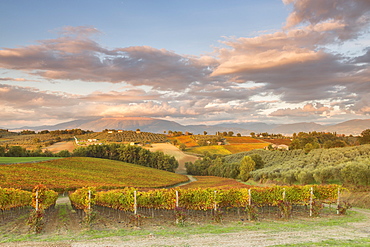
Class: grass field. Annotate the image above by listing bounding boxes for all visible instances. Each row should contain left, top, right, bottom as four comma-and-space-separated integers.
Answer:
188, 145, 232, 155
0, 157, 62, 164
0, 157, 188, 191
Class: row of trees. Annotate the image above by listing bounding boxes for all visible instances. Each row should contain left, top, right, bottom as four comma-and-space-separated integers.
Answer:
288, 129, 370, 152
73, 144, 178, 172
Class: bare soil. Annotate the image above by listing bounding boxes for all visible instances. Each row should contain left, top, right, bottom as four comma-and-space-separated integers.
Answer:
42, 141, 76, 153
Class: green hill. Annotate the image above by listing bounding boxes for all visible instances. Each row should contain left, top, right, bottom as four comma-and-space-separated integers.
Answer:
224, 144, 370, 186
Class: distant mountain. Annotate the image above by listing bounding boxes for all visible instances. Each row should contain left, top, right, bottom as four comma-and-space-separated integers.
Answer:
15, 117, 370, 136
270, 122, 325, 135
321, 119, 370, 136
214, 122, 277, 133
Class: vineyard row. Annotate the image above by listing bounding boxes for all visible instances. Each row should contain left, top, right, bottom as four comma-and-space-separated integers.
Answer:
69, 184, 342, 212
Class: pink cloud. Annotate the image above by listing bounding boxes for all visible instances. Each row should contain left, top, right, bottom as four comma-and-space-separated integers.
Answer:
270, 103, 332, 117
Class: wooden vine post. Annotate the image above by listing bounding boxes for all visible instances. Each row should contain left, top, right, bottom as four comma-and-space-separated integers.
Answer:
310, 187, 314, 216
336, 187, 341, 215
88, 190, 91, 211
248, 188, 252, 206
35, 189, 39, 211
214, 190, 218, 212
175, 190, 179, 208
134, 190, 137, 215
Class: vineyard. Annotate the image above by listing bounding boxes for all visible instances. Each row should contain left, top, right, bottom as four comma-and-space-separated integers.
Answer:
0, 185, 58, 234
80, 130, 168, 143
66, 184, 346, 229
0, 157, 188, 191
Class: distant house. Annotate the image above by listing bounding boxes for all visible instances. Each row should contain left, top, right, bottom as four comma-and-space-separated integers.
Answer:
108, 131, 113, 134
118, 130, 123, 133
88, 139, 98, 142
269, 144, 289, 150
130, 142, 141, 146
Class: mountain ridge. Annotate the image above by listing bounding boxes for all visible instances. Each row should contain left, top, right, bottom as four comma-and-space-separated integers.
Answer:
13, 117, 370, 136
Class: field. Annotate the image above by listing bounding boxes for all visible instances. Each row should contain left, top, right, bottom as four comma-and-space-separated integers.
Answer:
146, 143, 199, 174
170, 135, 198, 147
260, 138, 292, 145
224, 136, 266, 144
188, 145, 232, 155
42, 141, 76, 153
223, 143, 270, 153
0, 157, 188, 191
0, 157, 62, 164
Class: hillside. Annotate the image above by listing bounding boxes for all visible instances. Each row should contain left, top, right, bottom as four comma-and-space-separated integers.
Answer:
223, 144, 370, 185
14, 117, 370, 136
0, 157, 189, 191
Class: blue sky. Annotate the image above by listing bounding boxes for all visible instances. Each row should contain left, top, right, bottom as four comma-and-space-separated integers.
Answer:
0, 0, 370, 129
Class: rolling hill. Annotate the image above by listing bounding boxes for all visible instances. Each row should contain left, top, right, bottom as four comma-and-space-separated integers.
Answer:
0, 157, 189, 191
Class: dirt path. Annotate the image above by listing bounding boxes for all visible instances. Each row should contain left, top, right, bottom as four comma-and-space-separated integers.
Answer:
147, 143, 199, 174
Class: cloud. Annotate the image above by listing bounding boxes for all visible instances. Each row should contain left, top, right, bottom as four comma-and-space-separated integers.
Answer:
0, 26, 214, 91
284, 0, 370, 41
0, 77, 40, 82
269, 103, 332, 117
1, 1, 370, 128
80, 89, 163, 103
211, 0, 370, 104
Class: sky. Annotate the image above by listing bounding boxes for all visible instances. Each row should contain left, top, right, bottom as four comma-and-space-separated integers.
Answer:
1, 0, 370, 129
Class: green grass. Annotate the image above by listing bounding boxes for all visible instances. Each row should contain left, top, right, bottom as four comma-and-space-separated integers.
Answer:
0, 157, 62, 164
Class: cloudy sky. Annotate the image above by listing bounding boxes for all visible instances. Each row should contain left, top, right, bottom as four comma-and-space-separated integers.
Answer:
1, 0, 370, 129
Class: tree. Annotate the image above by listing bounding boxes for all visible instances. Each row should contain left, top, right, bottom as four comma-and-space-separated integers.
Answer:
360, 129, 370, 144
203, 131, 207, 135
250, 154, 265, 169
0, 146, 6, 157
228, 131, 234, 137
250, 132, 256, 138
57, 150, 71, 157
179, 143, 186, 151
239, 156, 255, 182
